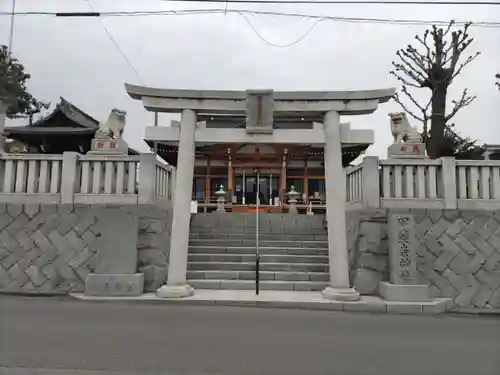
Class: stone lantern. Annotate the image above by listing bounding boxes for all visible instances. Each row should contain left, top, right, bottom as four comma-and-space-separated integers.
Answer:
215, 185, 226, 212
287, 185, 300, 214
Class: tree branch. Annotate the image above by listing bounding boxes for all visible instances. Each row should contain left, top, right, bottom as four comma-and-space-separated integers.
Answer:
448, 22, 473, 73
390, 70, 421, 88
415, 29, 433, 71
445, 88, 476, 122
392, 86, 431, 124
450, 52, 481, 81
402, 46, 428, 74
393, 93, 424, 123
392, 51, 427, 86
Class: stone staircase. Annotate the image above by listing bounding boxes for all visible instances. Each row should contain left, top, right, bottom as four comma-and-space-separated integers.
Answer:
187, 213, 330, 291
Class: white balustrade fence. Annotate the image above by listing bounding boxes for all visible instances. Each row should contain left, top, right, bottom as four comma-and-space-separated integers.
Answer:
346, 157, 500, 210
379, 159, 443, 209
1, 152, 497, 209
346, 164, 363, 203
155, 162, 174, 200
0, 154, 64, 203
0, 152, 175, 205
74, 155, 141, 204
455, 160, 500, 209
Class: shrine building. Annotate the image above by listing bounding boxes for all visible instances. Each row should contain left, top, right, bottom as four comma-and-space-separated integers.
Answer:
127, 85, 393, 213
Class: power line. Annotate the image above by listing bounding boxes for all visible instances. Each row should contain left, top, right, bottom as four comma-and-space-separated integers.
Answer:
159, 0, 500, 4
1, 7, 498, 50
1, 8, 499, 28
83, 0, 144, 84
8, 0, 16, 53
238, 11, 324, 47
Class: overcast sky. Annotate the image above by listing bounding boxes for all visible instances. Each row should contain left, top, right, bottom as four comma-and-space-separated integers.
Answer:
1, 0, 499, 157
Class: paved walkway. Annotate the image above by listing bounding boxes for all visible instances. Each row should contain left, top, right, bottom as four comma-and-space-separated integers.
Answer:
2, 295, 499, 375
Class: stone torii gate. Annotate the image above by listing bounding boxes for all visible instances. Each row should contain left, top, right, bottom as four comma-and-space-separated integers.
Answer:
125, 84, 395, 301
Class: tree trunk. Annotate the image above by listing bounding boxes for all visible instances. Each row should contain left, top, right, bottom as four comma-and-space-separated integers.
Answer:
427, 84, 448, 158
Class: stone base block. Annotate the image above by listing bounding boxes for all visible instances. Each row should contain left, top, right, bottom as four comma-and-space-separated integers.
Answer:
88, 137, 129, 155
85, 273, 144, 297
387, 143, 427, 159
322, 286, 360, 301
379, 281, 431, 302
156, 283, 195, 298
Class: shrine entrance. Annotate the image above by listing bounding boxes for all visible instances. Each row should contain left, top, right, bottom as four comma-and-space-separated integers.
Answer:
234, 168, 280, 206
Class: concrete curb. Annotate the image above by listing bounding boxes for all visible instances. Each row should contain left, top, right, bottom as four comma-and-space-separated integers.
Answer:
450, 308, 500, 316
0, 290, 68, 297
70, 292, 452, 315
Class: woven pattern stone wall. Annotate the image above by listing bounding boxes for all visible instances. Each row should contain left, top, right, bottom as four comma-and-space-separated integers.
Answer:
348, 208, 500, 310
0, 204, 171, 294
138, 207, 171, 292
413, 209, 500, 309
347, 210, 389, 294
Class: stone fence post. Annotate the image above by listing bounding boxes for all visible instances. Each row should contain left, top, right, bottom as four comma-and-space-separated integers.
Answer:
0, 100, 7, 153
440, 157, 458, 209
362, 156, 380, 209
138, 153, 156, 204
60, 152, 79, 204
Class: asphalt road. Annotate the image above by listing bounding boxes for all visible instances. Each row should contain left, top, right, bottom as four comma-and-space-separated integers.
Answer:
1, 296, 499, 375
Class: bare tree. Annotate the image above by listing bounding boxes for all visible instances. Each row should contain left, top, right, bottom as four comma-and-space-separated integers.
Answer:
390, 21, 480, 158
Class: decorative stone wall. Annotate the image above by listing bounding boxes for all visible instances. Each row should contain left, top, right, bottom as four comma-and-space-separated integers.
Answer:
138, 207, 172, 291
412, 209, 500, 310
348, 208, 500, 310
0, 204, 171, 294
347, 210, 389, 294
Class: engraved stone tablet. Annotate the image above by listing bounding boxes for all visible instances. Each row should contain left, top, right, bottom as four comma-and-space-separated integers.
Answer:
388, 213, 417, 285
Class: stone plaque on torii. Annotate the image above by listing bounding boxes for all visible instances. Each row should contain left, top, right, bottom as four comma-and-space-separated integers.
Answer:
245, 90, 274, 135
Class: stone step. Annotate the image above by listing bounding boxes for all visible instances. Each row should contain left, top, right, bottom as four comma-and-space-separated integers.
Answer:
190, 227, 326, 235
188, 279, 328, 291
187, 270, 330, 282
188, 239, 328, 248
188, 253, 329, 264
187, 261, 328, 272
189, 227, 326, 236
188, 246, 328, 256
189, 233, 328, 241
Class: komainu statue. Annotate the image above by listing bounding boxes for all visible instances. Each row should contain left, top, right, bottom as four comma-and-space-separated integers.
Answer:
389, 112, 421, 144
96, 109, 127, 139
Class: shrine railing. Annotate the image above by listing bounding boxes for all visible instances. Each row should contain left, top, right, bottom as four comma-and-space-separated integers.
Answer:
155, 161, 175, 201
0, 154, 64, 204
0, 152, 175, 206
345, 157, 500, 210
379, 158, 443, 209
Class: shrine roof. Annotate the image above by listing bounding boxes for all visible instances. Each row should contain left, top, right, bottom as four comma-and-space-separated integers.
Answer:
4, 97, 100, 135
4, 127, 96, 136
3, 97, 139, 155
147, 142, 368, 167
35, 97, 99, 129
